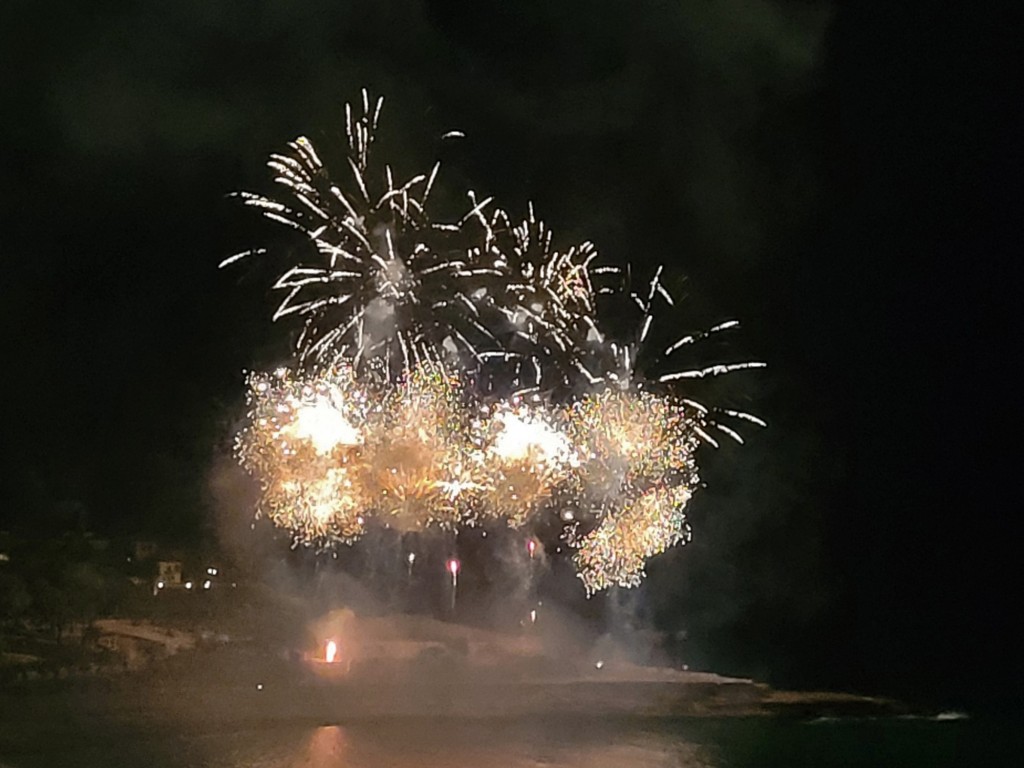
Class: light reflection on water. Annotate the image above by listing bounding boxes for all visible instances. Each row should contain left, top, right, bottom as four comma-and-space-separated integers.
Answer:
203, 723, 711, 768
3, 708, 1008, 768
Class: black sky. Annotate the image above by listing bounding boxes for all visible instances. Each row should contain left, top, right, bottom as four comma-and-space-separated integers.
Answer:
1, 1, 1020, 707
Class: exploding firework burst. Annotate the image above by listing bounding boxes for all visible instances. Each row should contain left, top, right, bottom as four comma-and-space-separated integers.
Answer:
568, 387, 702, 504
235, 364, 371, 543
226, 90, 764, 590
222, 90, 609, 389
360, 363, 474, 531
468, 204, 613, 392
221, 92, 485, 378
572, 484, 694, 595
475, 397, 578, 527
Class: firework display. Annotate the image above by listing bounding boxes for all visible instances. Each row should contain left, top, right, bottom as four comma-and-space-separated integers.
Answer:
225, 90, 763, 591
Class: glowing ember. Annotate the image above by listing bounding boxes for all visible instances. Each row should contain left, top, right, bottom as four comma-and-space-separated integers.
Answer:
325, 640, 338, 664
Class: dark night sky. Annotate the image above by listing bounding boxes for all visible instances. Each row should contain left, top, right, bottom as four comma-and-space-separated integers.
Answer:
1, 2, 1020, 707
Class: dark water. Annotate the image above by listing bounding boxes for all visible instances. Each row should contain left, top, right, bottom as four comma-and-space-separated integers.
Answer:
2, 714, 1019, 768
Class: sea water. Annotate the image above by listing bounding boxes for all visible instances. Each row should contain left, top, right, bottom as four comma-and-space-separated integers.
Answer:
1, 711, 1019, 768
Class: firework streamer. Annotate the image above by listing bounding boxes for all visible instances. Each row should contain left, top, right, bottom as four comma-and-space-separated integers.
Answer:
604, 268, 767, 446
446, 557, 461, 612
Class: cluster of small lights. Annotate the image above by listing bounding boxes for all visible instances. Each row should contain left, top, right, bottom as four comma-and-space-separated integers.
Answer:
153, 564, 221, 595
226, 91, 765, 591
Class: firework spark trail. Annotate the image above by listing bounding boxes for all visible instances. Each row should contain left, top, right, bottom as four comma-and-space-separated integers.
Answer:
226, 90, 766, 591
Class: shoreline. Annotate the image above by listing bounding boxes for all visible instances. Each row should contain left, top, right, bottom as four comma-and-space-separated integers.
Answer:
0, 664, 906, 725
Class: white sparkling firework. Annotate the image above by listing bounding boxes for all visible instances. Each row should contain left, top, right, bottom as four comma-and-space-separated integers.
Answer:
222, 90, 607, 389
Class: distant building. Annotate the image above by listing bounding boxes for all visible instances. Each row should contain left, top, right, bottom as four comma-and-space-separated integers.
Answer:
157, 560, 182, 585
